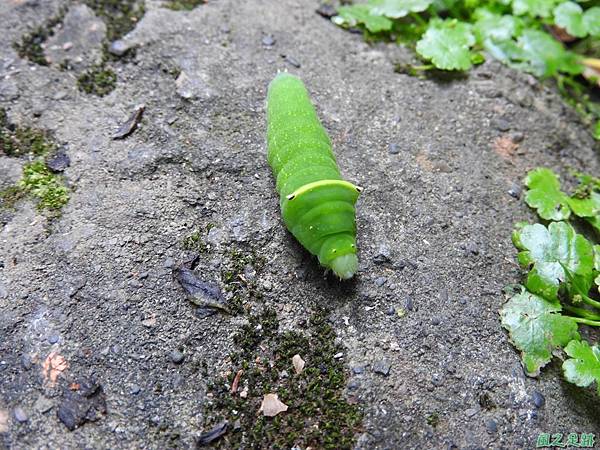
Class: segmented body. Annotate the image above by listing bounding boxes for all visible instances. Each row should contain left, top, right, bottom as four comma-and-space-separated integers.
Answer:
266, 73, 360, 279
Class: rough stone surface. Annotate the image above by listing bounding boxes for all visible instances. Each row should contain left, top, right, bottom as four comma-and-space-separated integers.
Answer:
1, 0, 600, 449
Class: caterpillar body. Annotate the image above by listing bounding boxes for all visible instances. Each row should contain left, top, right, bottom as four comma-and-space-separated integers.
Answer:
266, 73, 361, 279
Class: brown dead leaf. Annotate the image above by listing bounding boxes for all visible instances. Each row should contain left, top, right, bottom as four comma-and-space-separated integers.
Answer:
259, 393, 288, 417
292, 354, 305, 375
547, 25, 576, 43
230, 369, 243, 394
0, 410, 8, 433
492, 136, 519, 160
69, 383, 81, 391
42, 352, 68, 387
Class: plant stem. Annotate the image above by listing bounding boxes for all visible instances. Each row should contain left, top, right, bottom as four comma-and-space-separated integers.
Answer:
570, 317, 600, 327
563, 304, 600, 321
580, 294, 600, 310
410, 13, 427, 27
411, 64, 435, 70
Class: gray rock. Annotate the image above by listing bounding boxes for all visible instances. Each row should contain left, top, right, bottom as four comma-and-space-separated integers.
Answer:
373, 360, 391, 376
374, 277, 387, 287
492, 118, 511, 132
35, 396, 54, 413
388, 143, 400, 154
262, 35, 275, 47
13, 407, 28, 423
170, 350, 185, 364
532, 391, 545, 408
46, 151, 71, 172
108, 39, 130, 56
175, 71, 215, 100
485, 418, 498, 434
45, 4, 107, 70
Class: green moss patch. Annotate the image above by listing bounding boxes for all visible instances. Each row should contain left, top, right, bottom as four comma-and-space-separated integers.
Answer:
165, 0, 207, 11
77, 66, 117, 96
0, 108, 69, 213
203, 307, 363, 449
220, 249, 265, 314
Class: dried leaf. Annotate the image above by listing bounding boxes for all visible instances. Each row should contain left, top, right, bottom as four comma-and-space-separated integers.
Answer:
112, 104, 145, 140
197, 421, 228, 447
492, 136, 519, 159
259, 393, 288, 417
42, 352, 68, 387
292, 354, 305, 374
230, 369, 243, 394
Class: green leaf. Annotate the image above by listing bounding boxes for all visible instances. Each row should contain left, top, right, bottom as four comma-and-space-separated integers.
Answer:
500, 288, 580, 376
554, 2, 587, 38
563, 340, 600, 394
369, 0, 433, 18
512, 0, 560, 17
567, 191, 600, 218
332, 5, 394, 33
514, 222, 595, 300
583, 7, 600, 37
416, 20, 476, 70
473, 9, 521, 42
517, 29, 582, 77
524, 168, 571, 221
594, 245, 600, 271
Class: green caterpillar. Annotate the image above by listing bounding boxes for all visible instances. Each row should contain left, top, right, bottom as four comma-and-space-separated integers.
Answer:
266, 73, 361, 279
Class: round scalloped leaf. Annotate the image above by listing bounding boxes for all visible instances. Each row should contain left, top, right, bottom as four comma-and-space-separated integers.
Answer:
518, 29, 582, 77
333, 5, 393, 33
512, 0, 560, 18
515, 222, 595, 300
583, 7, 600, 37
567, 191, 600, 218
524, 168, 571, 221
500, 288, 580, 377
369, 0, 433, 18
563, 340, 600, 394
553, 2, 586, 38
416, 20, 476, 71
473, 10, 521, 43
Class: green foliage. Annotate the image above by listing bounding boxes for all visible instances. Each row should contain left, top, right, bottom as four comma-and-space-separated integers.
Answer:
500, 288, 580, 376
502, 168, 600, 396
13, 10, 65, 65
164, 0, 207, 11
563, 340, 600, 393
331, 0, 600, 138
416, 19, 476, 70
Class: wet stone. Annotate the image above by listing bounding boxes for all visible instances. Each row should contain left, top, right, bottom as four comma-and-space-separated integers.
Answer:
352, 366, 365, 375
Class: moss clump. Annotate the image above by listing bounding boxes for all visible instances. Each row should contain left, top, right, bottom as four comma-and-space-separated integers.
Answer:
83, 0, 146, 43
19, 160, 69, 210
0, 186, 27, 210
220, 249, 265, 314
182, 223, 214, 253
77, 66, 117, 96
165, 0, 207, 11
0, 108, 57, 157
203, 307, 363, 449
13, 10, 65, 65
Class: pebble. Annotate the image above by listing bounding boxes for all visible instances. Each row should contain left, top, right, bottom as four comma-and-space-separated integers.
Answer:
492, 118, 511, 132
352, 366, 365, 375
21, 354, 32, 370
13, 407, 28, 423
284, 55, 301, 68
431, 317, 441, 325
170, 350, 185, 364
333, 352, 344, 359
108, 39, 129, 56
405, 297, 414, 311
388, 143, 400, 154
130, 385, 141, 395
508, 184, 522, 199
262, 35, 275, 47
46, 151, 71, 172
531, 391, 545, 408
485, 418, 498, 434
48, 334, 60, 344
35, 396, 53, 413
386, 306, 395, 316
465, 408, 478, 417
510, 131, 524, 143
373, 359, 391, 376
347, 380, 360, 390
163, 257, 175, 268
374, 277, 387, 287
315, 4, 337, 18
